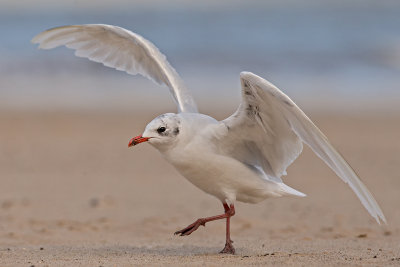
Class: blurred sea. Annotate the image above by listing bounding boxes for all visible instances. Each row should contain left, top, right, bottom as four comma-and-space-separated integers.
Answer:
1, 3, 399, 112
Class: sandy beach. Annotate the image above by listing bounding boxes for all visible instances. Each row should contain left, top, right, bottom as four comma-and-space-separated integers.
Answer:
0, 108, 399, 266
1, 0, 400, 265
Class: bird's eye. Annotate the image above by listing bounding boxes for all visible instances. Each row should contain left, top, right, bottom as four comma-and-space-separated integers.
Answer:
157, 127, 166, 133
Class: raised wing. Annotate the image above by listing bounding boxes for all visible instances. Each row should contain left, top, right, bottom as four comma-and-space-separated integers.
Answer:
220, 71, 386, 224
32, 24, 198, 113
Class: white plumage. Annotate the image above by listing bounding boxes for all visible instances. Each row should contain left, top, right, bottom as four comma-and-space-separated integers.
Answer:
32, 24, 197, 113
32, 24, 386, 254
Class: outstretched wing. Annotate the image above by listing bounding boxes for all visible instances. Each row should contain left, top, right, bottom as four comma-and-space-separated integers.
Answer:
219, 71, 386, 224
32, 24, 198, 113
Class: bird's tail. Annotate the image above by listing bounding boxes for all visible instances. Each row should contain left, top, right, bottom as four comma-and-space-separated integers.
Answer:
278, 183, 306, 197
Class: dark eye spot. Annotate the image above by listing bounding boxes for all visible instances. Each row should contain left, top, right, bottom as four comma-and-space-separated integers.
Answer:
157, 127, 166, 134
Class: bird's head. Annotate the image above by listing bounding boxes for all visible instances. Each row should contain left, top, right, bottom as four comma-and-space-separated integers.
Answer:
128, 113, 181, 151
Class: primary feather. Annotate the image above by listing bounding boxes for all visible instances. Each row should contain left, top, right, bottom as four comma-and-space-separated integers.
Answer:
220, 72, 386, 224
31, 24, 198, 113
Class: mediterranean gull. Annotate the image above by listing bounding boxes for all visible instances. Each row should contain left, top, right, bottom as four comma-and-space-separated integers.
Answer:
32, 24, 386, 254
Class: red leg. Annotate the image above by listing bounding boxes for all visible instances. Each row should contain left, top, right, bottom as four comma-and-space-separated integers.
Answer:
220, 203, 235, 254
174, 202, 236, 254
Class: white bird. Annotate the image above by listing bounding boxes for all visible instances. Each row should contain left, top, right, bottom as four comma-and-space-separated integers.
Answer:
32, 24, 386, 254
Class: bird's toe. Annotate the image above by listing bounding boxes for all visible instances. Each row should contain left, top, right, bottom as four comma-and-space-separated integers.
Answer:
219, 241, 235, 255
174, 219, 205, 236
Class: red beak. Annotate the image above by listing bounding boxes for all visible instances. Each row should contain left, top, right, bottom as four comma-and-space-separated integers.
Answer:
128, 135, 150, 147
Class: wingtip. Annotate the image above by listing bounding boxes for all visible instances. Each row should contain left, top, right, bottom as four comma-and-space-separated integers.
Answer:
377, 214, 387, 225
31, 32, 48, 47
31, 28, 51, 45
31, 34, 40, 45
30, 25, 78, 48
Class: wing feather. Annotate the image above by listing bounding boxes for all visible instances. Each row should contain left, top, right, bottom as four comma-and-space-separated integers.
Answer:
220, 71, 386, 224
32, 24, 197, 113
